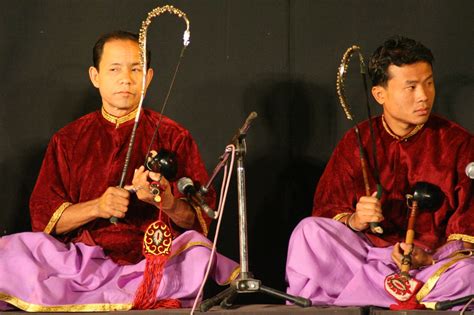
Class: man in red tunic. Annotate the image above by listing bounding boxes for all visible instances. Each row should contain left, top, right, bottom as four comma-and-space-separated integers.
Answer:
0, 30, 238, 312
29, 30, 215, 265
286, 36, 473, 308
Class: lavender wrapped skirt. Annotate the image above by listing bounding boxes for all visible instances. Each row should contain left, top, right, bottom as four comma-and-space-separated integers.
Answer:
286, 217, 473, 309
0, 231, 239, 312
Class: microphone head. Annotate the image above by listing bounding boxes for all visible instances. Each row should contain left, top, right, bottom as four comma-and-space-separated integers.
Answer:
177, 177, 195, 194
466, 162, 474, 179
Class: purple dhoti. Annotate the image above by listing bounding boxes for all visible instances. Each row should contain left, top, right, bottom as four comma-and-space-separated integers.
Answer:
0, 231, 239, 312
286, 217, 474, 309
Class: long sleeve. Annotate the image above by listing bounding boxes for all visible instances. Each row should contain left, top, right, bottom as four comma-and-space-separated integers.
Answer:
30, 134, 73, 235
445, 129, 474, 242
312, 129, 365, 219
167, 128, 215, 235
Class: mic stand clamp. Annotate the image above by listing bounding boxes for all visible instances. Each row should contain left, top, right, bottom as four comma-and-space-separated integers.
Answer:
199, 113, 311, 311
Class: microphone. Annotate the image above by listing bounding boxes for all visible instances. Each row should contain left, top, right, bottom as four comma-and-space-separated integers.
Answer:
230, 111, 258, 144
435, 294, 474, 310
465, 162, 474, 179
177, 177, 217, 219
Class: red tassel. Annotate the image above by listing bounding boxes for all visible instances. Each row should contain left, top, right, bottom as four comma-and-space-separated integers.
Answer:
390, 294, 426, 310
133, 220, 181, 309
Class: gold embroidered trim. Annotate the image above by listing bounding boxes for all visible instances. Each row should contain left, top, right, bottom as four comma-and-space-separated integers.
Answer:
382, 115, 424, 141
0, 292, 132, 312
416, 250, 473, 303
422, 301, 437, 310
0, 241, 240, 311
169, 240, 213, 260
101, 106, 138, 128
447, 234, 474, 243
333, 212, 352, 222
43, 202, 72, 234
194, 205, 209, 237
180, 197, 209, 237
219, 266, 241, 286
169, 240, 240, 284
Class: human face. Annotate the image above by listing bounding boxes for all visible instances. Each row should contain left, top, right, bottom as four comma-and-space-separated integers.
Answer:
89, 39, 153, 117
371, 61, 435, 136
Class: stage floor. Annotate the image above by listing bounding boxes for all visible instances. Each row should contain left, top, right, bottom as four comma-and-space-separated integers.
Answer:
1, 304, 473, 315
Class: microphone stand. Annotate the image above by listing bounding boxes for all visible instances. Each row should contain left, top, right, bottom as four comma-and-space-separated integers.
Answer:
199, 112, 311, 311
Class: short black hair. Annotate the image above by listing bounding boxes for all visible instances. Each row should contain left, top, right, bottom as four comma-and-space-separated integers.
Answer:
92, 30, 151, 70
368, 35, 434, 86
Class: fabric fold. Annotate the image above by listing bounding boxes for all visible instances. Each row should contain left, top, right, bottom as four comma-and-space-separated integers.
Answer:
0, 230, 239, 311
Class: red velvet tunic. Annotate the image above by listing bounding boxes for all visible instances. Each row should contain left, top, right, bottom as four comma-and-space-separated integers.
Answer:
313, 115, 473, 250
30, 109, 214, 265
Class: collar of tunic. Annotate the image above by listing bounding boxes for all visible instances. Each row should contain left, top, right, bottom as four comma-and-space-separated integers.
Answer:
381, 114, 424, 141
101, 106, 138, 128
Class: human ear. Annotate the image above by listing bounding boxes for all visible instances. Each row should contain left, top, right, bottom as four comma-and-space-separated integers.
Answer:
144, 68, 154, 89
371, 85, 386, 105
88, 66, 100, 88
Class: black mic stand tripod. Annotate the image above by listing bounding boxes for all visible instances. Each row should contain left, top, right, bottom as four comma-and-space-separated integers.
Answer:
199, 113, 311, 312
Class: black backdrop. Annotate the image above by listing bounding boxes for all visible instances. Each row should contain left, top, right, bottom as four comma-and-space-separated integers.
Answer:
1, 0, 473, 304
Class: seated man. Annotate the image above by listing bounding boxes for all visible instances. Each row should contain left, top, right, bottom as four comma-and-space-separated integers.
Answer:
0, 30, 238, 311
286, 36, 473, 309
